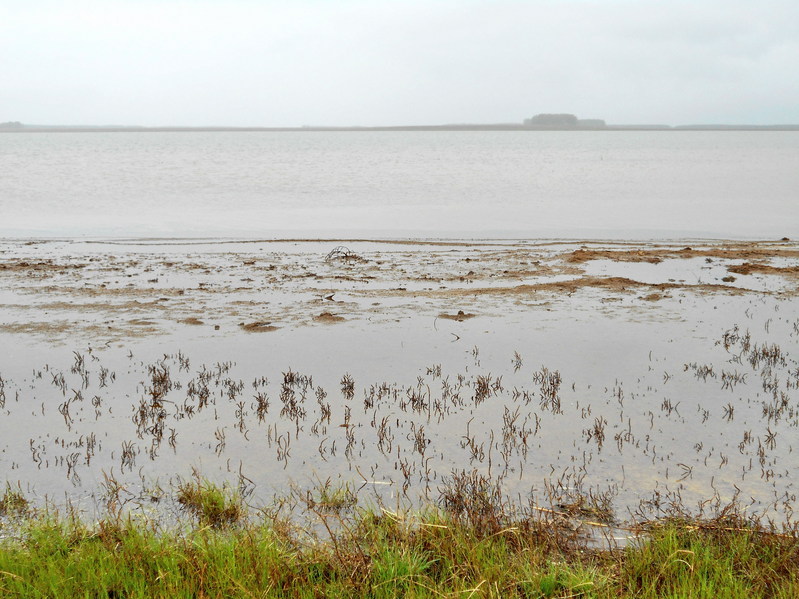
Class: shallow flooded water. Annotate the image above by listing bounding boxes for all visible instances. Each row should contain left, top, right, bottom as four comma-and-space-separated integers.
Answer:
1, 237, 798, 530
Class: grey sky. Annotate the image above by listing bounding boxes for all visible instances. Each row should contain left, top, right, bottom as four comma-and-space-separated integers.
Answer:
2, 0, 798, 127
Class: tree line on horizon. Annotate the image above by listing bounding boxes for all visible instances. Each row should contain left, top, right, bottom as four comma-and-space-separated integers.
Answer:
523, 114, 607, 129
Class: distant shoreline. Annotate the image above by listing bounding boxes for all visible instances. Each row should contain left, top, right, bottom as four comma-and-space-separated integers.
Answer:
3, 123, 799, 133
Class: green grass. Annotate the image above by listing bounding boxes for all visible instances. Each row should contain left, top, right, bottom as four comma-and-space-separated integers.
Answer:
2, 480, 799, 598
175, 475, 243, 528
618, 521, 799, 598
304, 477, 358, 513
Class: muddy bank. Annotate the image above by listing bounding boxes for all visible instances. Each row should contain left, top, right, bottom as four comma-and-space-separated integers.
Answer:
0, 238, 795, 342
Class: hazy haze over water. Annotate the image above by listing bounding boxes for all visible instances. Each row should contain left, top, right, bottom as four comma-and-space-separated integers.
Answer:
2, 130, 797, 239
1, 0, 798, 127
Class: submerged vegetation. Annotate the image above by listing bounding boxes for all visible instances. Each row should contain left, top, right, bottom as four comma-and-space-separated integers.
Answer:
2, 475, 799, 598
6, 307, 799, 530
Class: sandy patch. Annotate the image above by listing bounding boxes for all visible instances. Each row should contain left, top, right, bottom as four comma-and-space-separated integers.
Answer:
414, 276, 743, 299
179, 317, 205, 325
565, 248, 668, 264
240, 321, 280, 332
0, 260, 86, 272
438, 310, 476, 321
728, 263, 799, 277
562, 243, 799, 265
641, 293, 665, 301
313, 312, 346, 324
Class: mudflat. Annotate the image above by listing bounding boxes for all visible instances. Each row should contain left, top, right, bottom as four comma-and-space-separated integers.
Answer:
1, 238, 796, 341
0, 237, 797, 531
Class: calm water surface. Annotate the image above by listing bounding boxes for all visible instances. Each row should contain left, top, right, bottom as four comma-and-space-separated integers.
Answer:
2, 130, 798, 238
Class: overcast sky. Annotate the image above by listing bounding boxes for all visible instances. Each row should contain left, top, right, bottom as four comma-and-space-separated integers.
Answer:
2, 0, 798, 127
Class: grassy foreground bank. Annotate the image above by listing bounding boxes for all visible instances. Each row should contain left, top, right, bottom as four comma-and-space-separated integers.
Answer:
2, 478, 799, 598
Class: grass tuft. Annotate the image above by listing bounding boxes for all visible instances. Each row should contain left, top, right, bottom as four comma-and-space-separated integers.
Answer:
175, 476, 243, 528
305, 477, 357, 513
439, 469, 508, 534
0, 483, 29, 517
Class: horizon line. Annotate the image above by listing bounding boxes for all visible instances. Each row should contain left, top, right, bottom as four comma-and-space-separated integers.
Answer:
2, 121, 799, 132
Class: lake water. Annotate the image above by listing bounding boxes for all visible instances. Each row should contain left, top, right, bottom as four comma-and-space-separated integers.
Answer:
2, 130, 798, 239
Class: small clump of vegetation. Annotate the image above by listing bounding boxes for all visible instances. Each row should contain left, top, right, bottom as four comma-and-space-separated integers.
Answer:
0, 482, 29, 517
304, 477, 358, 513
175, 475, 243, 528
439, 468, 508, 531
